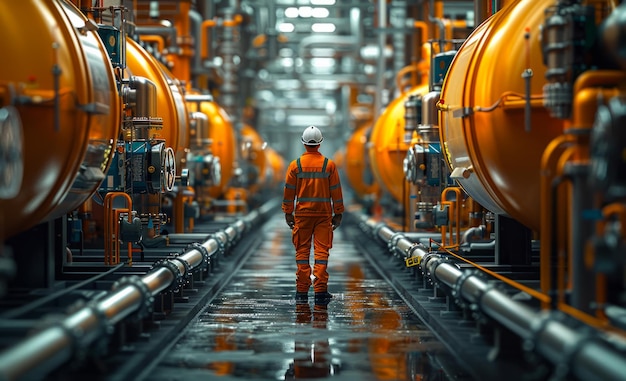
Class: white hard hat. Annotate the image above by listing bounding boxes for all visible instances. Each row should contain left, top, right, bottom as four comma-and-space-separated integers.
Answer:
301, 125, 323, 145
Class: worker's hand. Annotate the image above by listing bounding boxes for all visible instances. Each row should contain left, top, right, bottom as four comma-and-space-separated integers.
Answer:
332, 214, 342, 230
285, 213, 295, 230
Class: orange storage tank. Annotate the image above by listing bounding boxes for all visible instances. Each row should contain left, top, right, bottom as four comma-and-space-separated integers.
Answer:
369, 84, 429, 204
187, 99, 237, 200
265, 146, 286, 191
0, 0, 119, 239
125, 38, 188, 171
439, 0, 565, 232
240, 123, 268, 194
345, 123, 379, 200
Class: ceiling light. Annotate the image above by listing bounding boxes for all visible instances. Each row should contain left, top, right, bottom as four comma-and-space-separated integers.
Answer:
311, 23, 336, 33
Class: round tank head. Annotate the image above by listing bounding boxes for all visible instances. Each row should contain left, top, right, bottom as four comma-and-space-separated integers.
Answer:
439, 0, 566, 231
0, 1, 119, 239
369, 84, 429, 204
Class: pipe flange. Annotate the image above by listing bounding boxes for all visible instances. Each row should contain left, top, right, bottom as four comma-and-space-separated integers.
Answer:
420, 252, 440, 276
359, 220, 371, 234
419, 252, 433, 276
552, 325, 596, 380
210, 233, 226, 257
452, 269, 475, 309
389, 235, 406, 258
112, 275, 154, 319
429, 256, 458, 291
213, 231, 229, 254
84, 298, 115, 345
372, 221, 385, 237
405, 242, 423, 260
170, 255, 192, 285
389, 232, 404, 249
467, 273, 493, 315
525, 311, 553, 353
189, 242, 211, 271
152, 258, 184, 292
53, 299, 111, 361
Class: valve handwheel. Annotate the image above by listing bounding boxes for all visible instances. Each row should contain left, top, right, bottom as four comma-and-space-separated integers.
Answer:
0, 106, 23, 199
162, 147, 176, 192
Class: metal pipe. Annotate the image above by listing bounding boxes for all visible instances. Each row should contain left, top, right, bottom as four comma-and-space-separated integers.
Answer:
0, 263, 125, 319
189, 8, 204, 80
0, 201, 274, 381
474, 0, 490, 27
362, 216, 626, 381
374, 0, 387, 121
428, 0, 445, 53
134, 26, 178, 52
129, 76, 157, 119
185, 93, 214, 103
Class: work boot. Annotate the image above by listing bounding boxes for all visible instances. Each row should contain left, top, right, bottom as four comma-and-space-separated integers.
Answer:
314, 292, 333, 306
295, 292, 308, 305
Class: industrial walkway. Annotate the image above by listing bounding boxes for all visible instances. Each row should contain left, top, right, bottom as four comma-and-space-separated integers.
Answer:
142, 214, 471, 380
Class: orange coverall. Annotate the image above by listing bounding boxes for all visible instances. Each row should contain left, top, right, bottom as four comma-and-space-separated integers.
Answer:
282, 150, 344, 293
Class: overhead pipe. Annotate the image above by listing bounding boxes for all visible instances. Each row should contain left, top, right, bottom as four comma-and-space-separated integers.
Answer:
189, 8, 205, 81
374, 0, 387, 121
297, 35, 359, 58
474, 0, 490, 27
360, 216, 626, 381
134, 25, 179, 53
0, 200, 276, 381
428, 0, 445, 53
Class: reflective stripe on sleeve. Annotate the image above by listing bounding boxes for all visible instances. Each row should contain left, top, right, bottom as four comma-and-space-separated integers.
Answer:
297, 197, 331, 203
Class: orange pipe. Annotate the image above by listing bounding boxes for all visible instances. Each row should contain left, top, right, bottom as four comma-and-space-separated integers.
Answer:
602, 203, 626, 236
564, 74, 623, 315
169, 0, 193, 84
200, 19, 217, 60
395, 63, 428, 94
223, 14, 243, 27
440, 187, 462, 248
175, 192, 184, 233
139, 35, 165, 54
436, 241, 551, 303
572, 88, 619, 131
413, 20, 429, 56
557, 301, 626, 338
555, 146, 577, 302
539, 135, 576, 307
539, 72, 623, 308
592, 203, 626, 318
104, 192, 133, 266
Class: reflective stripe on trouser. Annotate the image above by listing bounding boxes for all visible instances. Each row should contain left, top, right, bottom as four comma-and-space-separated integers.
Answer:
292, 214, 333, 293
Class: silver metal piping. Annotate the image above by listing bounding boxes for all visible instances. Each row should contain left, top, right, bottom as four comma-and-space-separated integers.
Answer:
374, 0, 387, 121
189, 8, 205, 80
0, 201, 273, 381
361, 216, 626, 381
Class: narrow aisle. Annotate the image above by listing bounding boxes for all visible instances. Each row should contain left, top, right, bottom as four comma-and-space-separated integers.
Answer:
146, 214, 469, 381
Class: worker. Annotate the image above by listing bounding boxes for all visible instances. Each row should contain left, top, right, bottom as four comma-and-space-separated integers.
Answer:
282, 126, 344, 306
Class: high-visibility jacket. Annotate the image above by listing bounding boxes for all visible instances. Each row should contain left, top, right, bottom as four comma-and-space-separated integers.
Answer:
282, 151, 344, 217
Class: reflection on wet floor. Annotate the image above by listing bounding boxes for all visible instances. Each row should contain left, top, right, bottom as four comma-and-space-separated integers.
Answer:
147, 215, 468, 380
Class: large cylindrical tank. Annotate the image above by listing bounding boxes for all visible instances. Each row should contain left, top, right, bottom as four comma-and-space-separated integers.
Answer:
160, 68, 190, 176
190, 100, 237, 200
125, 38, 188, 170
0, 0, 119, 239
439, 0, 564, 232
369, 84, 429, 204
265, 146, 286, 191
345, 123, 379, 200
240, 123, 267, 194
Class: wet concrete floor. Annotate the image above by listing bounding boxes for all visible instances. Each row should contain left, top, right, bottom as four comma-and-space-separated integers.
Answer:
146, 215, 471, 380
